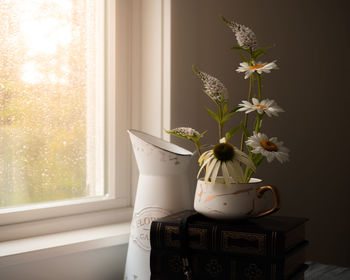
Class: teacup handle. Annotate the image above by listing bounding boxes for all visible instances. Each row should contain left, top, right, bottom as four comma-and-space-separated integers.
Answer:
255, 185, 281, 218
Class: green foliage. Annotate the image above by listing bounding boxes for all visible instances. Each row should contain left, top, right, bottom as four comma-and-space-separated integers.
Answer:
205, 107, 220, 123
222, 107, 239, 124
0, 77, 87, 207
240, 122, 251, 138
169, 15, 284, 184
253, 113, 263, 133
238, 53, 249, 62
165, 128, 207, 156
230, 46, 250, 52
225, 125, 240, 141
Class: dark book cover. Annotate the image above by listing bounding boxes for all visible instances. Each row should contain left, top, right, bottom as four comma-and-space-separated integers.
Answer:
151, 240, 308, 280
150, 210, 308, 258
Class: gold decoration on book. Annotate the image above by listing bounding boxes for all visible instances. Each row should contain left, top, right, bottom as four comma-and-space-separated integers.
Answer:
221, 231, 266, 255
205, 259, 224, 278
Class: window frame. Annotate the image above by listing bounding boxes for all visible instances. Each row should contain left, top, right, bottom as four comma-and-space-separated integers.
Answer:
0, 0, 133, 241
0, 0, 171, 243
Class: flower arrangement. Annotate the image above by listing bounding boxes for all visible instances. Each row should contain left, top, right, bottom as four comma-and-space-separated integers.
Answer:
166, 16, 289, 187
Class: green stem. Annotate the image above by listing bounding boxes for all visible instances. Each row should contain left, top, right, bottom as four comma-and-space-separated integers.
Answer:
254, 113, 263, 133
194, 141, 202, 156
244, 148, 253, 183
218, 104, 223, 139
240, 75, 253, 151
257, 74, 262, 101
244, 154, 264, 182
244, 166, 251, 183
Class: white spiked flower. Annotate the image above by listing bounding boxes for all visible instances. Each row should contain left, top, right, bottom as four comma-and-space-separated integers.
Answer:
194, 69, 227, 104
225, 20, 258, 50
238, 98, 284, 117
246, 132, 289, 163
198, 138, 255, 186
166, 127, 200, 140
236, 61, 278, 79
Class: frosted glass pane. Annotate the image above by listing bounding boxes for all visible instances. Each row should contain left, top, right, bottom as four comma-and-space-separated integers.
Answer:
0, 0, 102, 208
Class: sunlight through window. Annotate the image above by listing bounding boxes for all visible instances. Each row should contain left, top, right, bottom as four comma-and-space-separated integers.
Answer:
0, 0, 105, 208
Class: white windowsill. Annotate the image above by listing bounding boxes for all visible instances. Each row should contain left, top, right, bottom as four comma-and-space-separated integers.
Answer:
0, 222, 131, 268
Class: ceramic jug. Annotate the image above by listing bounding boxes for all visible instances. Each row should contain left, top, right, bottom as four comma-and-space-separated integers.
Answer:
124, 129, 194, 280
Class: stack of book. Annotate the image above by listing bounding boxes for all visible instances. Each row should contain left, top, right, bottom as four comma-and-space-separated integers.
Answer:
150, 210, 308, 280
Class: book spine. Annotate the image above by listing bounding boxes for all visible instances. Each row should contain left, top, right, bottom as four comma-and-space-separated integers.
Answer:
150, 247, 306, 280
150, 220, 163, 250
284, 224, 306, 251
151, 221, 303, 257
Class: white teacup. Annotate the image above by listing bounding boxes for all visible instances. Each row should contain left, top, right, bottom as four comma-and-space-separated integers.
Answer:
194, 177, 280, 220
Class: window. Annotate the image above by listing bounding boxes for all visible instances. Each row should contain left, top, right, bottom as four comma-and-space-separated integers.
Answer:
0, 0, 133, 237
0, 0, 105, 208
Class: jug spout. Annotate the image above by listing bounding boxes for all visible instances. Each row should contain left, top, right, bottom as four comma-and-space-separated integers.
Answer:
128, 129, 193, 175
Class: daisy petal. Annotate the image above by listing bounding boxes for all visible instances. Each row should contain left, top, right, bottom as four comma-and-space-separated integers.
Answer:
231, 160, 244, 182
210, 160, 221, 187
205, 158, 217, 183
252, 98, 259, 105
197, 155, 213, 178
221, 161, 231, 187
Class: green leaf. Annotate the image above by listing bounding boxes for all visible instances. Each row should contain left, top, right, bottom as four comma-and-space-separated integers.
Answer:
253, 153, 264, 166
164, 130, 194, 142
223, 102, 229, 114
260, 44, 276, 51
240, 122, 251, 137
192, 65, 200, 75
222, 110, 237, 123
252, 50, 266, 60
238, 53, 248, 62
220, 15, 232, 25
229, 106, 240, 114
198, 130, 208, 139
230, 46, 250, 53
205, 107, 220, 123
222, 106, 240, 123
252, 45, 275, 60
230, 46, 244, 50
201, 143, 211, 148
225, 125, 240, 141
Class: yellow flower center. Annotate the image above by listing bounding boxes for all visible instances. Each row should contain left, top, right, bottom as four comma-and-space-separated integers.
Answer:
252, 105, 267, 109
260, 140, 278, 151
250, 64, 264, 70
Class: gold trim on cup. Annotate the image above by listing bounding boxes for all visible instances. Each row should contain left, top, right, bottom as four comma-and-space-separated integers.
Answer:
255, 185, 281, 218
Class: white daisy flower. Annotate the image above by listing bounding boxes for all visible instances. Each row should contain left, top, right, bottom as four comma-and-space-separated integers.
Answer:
236, 61, 278, 79
246, 132, 289, 163
238, 98, 284, 117
166, 127, 200, 140
197, 138, 255, 186
193, 66, 227, 104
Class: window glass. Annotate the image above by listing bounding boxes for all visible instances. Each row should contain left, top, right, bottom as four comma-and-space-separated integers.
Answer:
0, 0, 104, 208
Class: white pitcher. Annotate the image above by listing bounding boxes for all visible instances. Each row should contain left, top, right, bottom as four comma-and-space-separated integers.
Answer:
124, 129, 194, 280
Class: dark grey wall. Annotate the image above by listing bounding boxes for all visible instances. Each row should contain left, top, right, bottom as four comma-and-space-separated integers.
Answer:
171, 0, 350, 267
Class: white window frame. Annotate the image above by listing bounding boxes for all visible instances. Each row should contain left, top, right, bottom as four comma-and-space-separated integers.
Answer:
0, 0, 171, 244
0, 0, 134, 241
